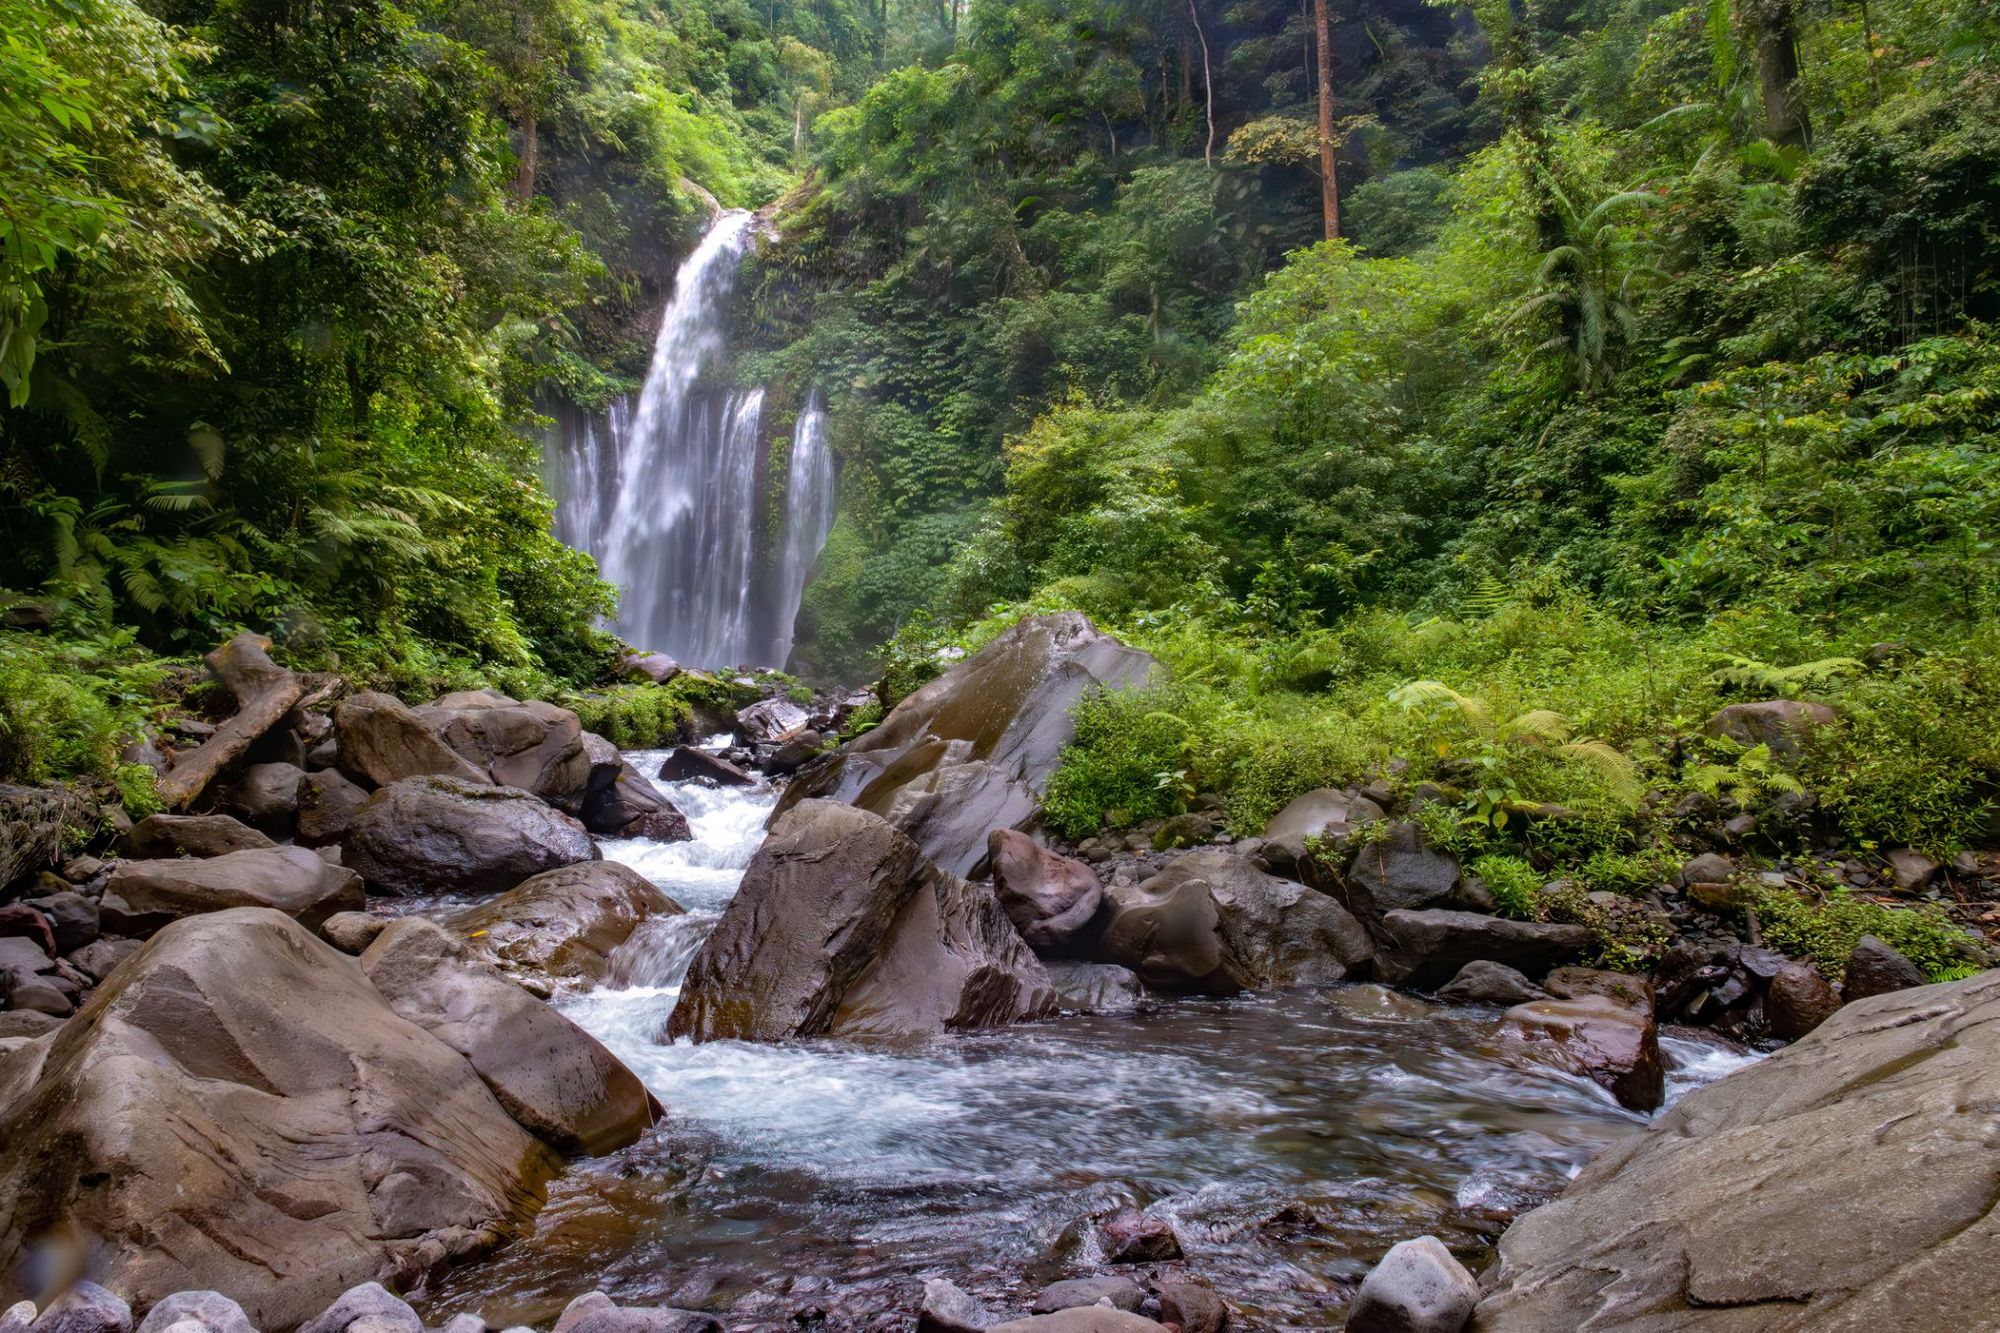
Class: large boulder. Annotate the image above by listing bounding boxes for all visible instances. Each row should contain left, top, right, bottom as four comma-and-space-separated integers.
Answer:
445, 862, 682, 988
1474, 971, 2000, 1330
579, 757, 690, 843
99, 848, 364, 937
666, 800, 1055, 1042
736, 697, 809, 744
1095, 850, 1373, 995
358, 919, 655, 1154
1702, 699, 1839, 762
332, 692, 485, 789
343, 777, 598, 897
1497, 968, 1664, 1112
1842, 934, 1926, 1000
1371, 910, 1592, 990
1045, 962, 1146, 1014
119, 814, 273, 860
655, 747, 755, 789
157, 635, 306, 810
0, 910, 563, 1329
989, 829, 1104, 956
416, 692, 591, 812
771, 614, 1157, 876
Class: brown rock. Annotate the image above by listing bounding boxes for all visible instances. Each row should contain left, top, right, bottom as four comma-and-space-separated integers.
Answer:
666, 800, 1054, 1042
1095, 850, 1372, 995
0, 909, 562, 1330
655, 747, 756, 788
1499, 970, 1664, 1112
1766, 959, 1842, 1039
359, 918, 656, 1155
989, 829, 1104, 956
1155, 1282, 1226, 1333
1100, 1208, 1183, 1263
1475, 972, 2000, 1330
332, 692, 485, 788
343, 777, 598, 897
446, 862, 682, 988
1842, 934, 1927, 1000
1371, 910, 1593, 990
1703, 699, 1839, 762
99, 847, 364, 937
417, 693, 591, 812
772, 613, 1158, 877
296, 769, 370, 848
220, 761, 305, 837
119, 813, 274, 860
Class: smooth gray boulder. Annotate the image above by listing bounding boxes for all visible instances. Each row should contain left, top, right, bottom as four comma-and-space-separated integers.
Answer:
1702, 699, 1838, 761
772, 613, 1157, 877
655, 747, 755, 788
1343, 823, 1483, 923
343, 777, 598, 896
919, 1279, 997, 1333
667, 800, 1055, 1042
1474, 971, 2000, 1329
1031, 1278, 1144, 1314
1346, 1236, 1477, 1332
27, 1282, 130, 1333
134, 1291, 254, 1333
1261, 788, 1386, 874
1045, 962, 1146, 1013
547, 1293, 719, 1333
99, 847, 364, 937
1436, 960, 1546, 1006
445, 862, 682, 988
1371, 910, 1592, 990
1842, 933, 1926, 1000
0, 909, 562, 1331
1498, 969, 1664, 1113
297, 1283, 420, 1333
296, 769, 370, 848
1096, 850, 1372, 994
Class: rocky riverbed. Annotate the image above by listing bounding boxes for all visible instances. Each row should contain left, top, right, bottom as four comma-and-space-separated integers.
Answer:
1, 618, 1995, 1332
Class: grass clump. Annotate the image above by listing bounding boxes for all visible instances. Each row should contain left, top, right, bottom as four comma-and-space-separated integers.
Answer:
1754, 887, 1985, 982
1470, 854, 1542, 921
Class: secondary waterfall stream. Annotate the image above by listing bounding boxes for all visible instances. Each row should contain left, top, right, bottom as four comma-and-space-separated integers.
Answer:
412, 755, 1759, 1331
548, 215, 837, 669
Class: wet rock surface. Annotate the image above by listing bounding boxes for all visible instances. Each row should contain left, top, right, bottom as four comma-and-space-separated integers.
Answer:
446, 862, 682, 988
344, 776, 598, 896
1476, 971, 2000, 1329
100, 846, 363, 937
668, 800, 1055, 1042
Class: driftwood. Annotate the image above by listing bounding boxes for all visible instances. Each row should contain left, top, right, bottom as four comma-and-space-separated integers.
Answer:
157, 634, 305, 810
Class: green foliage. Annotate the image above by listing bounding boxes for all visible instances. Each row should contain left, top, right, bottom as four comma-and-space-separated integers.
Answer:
0, 630, 173, 786
1470, 853, 1542, 920
1042, 684, 1202, 840
1753, 886, 1984, 981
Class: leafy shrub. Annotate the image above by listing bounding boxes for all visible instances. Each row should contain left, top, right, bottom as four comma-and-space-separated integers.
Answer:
1753, 887, 1984, 982
1544, 881, 1673, 973
0, 631, 173, 786
566, 686, 693, 750
1470, 854, 1542, 921
1043, 685, 1203, 839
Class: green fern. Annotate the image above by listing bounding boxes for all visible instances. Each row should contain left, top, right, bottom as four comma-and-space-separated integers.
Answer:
1709, 654, 1865, 695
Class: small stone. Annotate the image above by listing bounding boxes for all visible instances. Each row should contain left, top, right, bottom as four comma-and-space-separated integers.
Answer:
1843, 935, 1927, 1000
1678, 853, 1735, 888
1884, 849, 1939, 892
67, 937, 142, 983
2, 1301, 35, 1333
297, 1283, 422, 1333
29, 1282, 132, 1333
1437, 960, 1546, 1006
1032, 1278, 1144, 1315
1155, 1282, 1226, 1333
1101, 1208, 1183, 1263
918, 1279, 996, 1333
136, 1292, 256, 1333
320, 910, 388, 954
438, 1317, 487, 1333
1346, 1236, 1478, 1333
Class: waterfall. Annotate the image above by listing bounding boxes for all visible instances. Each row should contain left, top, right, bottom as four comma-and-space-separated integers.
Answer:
771, 390, 835, 667
546, 212, 839, 669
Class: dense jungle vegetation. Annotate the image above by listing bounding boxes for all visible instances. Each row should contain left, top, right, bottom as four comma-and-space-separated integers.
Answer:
4, 0, 1999, 917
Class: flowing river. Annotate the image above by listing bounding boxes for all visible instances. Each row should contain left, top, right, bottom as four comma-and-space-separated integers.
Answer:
414, 755, 1755, 1330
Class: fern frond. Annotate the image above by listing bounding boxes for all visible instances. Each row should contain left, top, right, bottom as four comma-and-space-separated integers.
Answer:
1388, 679, 1494, 733
1557, 738, 1642, 805
1499, 709, 1574, 744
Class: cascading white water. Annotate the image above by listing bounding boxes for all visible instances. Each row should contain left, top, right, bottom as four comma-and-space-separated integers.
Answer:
770, 390, 835, 667
551, 211, 838, 669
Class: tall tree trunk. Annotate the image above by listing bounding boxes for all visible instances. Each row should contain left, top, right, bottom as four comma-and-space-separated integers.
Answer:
1189, 0, 1215, 168
1747, 0, 1811, 147
510, 112, 538, 203
1314, 0, 1339, 239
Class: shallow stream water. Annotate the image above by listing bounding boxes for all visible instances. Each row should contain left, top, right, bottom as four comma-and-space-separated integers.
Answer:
412, 752, 1755, 1330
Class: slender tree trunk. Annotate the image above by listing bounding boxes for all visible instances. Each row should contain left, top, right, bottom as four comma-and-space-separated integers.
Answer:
511, 112, 538, 203
1747, 0, 1811, 147
1314, 0, 1339, 239
1188, 0, 1215, 167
